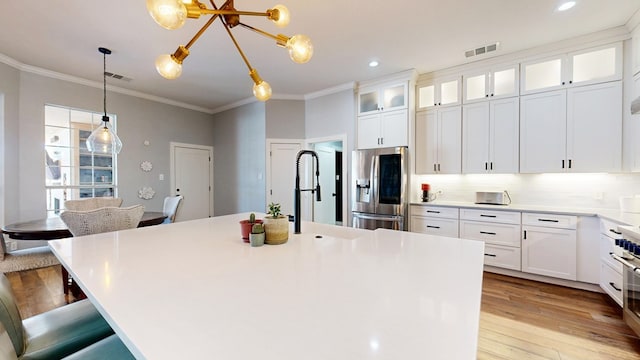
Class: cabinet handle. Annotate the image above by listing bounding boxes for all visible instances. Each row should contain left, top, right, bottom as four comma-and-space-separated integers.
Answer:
426, 210, 440, 214
485, 94, 489, 98
480, 214, 497, 218
569, 80, 573, 84
537, 218, 559, 223
480, 231, 496, 235
434, 103, 437, 106
562, 159, 565, 168
426, 225, 441, 229
381, 137, 384, 145
523, 230, 527, 240
490, 93, 494, 97
609, 282, 622, 292
609, 228, 622, 235
485, 162, 488, 170
484, 253, 497, 257
437, 164, 441, 172
562, 81, 565, 85
568, 159, 572, 168
433, 164, 437, 172
490, 162, 493, 170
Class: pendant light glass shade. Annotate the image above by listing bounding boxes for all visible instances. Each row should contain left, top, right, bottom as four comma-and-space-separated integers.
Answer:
87, 47, 122, 154
86, 116, 123, 154
286, 34, 313, 64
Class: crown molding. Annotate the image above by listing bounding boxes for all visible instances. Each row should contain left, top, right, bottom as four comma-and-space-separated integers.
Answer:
305, 82, 356, 100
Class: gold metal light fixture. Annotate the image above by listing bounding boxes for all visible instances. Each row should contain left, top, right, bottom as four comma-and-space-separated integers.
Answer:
86, 47, 123, 154
146, 0, 314, 102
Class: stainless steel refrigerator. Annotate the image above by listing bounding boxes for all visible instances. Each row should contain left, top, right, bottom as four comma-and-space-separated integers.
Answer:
351, 146, 408, 230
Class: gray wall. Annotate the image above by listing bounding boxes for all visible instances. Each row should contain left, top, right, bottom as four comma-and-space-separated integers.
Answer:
2, 67, 215, 223
0, 63, 20, 224
211, 102, 266, 215
265, 99, 305, 139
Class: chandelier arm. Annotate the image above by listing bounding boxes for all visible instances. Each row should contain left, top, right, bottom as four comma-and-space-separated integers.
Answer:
183, 0, 232, 49
219, 17, 253, 72
200, 9, 271, 17
237, 22, 289, 45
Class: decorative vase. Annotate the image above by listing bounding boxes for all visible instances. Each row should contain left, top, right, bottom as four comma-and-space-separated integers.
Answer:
264, 216, 289, 245
249, 232, 265, 247
239, 219, 263, 242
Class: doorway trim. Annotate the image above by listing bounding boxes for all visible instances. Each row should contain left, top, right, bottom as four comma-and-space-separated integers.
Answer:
265, 138, 304, 212
305, 134, 348, 226
170, 142, 214, 217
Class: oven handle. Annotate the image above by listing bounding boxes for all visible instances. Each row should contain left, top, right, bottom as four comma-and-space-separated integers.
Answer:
610, 252, 640, 273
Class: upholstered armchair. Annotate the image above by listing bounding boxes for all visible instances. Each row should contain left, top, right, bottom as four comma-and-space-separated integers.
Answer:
0, 273, 114, 359
63, 197, 123, 211
162, 195, 183, 224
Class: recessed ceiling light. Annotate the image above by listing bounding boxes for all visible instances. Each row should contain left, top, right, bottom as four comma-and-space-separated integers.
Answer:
368, 60, 379, 68
557, 1, 576, 11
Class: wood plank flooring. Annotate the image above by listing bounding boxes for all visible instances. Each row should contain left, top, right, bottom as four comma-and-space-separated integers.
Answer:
6, 266, 640, 359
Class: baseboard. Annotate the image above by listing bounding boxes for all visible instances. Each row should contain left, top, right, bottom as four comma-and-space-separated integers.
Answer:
484, 266, 603, 293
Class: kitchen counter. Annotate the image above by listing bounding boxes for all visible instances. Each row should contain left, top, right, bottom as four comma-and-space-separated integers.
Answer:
411, 201, 640, 227
49, 213, 485, 359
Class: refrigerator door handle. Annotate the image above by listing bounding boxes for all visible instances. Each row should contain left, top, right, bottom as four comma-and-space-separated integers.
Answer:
353, 213, 403, 222
371, 154, 379, 210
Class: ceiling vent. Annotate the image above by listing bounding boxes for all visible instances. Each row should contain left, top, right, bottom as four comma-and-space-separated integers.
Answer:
465, 42, 500, 58
104, 71, 132, 82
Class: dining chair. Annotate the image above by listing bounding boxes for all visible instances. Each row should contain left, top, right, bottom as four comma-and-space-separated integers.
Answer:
0, 233, 59, 274
0, 273, 114, 359
61, 334, 135, 360
59, 205, 145, 298
162, 195, 183, 224
63, 197, 123, 211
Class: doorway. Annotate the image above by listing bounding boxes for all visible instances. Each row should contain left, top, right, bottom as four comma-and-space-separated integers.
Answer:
266, 139, 303, 216
170, 142, 214, 221
307, 135, 347, 226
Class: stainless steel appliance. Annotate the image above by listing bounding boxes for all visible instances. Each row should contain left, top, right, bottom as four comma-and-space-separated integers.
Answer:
351, 146, 407, 230
475, 191, 511, 205
611, 237, 640, 336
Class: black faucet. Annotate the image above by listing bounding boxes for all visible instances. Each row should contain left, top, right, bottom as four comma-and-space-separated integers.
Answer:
294, 150, 321, 234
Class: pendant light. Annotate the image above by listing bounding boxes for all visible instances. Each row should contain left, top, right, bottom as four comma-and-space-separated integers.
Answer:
86, 47, 123, 154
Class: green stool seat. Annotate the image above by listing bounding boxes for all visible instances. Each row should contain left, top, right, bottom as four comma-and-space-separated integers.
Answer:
62, 334, 135, 360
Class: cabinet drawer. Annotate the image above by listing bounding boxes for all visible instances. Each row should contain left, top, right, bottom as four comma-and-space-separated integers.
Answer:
410, 216, 459, 238
522, 212, 577, 229
410, 205, 459, 219
483, 244, 521, 271
599, 233, 623, 273
460, 208, 520, 224
600, 218, 624, 239
460, 220, 521, 247
600, 262, 623, 307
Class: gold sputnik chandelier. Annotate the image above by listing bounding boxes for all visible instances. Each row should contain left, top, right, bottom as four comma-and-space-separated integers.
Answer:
146, 0, 314, 101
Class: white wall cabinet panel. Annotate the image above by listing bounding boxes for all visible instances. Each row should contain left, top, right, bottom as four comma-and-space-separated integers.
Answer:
415, 108, 461, 174
522, 225, 577, 281
358, 82, 408, 116
417, 76, 461, 109
463, 97, 519, 173
463, 64, 519, 104
357, 109, 408, 149
484, 244, 521, 271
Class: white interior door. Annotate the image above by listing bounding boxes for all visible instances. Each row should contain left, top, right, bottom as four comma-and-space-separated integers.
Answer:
268, 142, 302, 217
171, 143, 213, 221
313, 145, 336, 225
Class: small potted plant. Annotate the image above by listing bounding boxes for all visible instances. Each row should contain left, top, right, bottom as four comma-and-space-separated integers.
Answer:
239, 213, 262, 242
264, 202, 289, 245
249, 223, 265, 247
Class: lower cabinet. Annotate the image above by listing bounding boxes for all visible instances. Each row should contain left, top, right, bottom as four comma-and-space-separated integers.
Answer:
599, 218, 624, 307
410, 205, 459, 237
600, 262, 623, 306
521, 213, 578, 281
483, 245, 521, 271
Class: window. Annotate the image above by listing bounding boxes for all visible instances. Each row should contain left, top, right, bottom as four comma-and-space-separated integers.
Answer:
44, 105, 118, 217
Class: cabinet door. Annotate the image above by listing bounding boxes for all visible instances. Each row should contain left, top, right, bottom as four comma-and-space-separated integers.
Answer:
439, 77, 461, 106
568, 42, 622, 87
381, 83, 408, 111
462, 102, 490, 173
415, 111, 438, 174
522, 225, 577, 281
463, 71, 488, 104
380, 109, 408, 147
484, 244, 521, 271
417, 83, 436, 110
411, 216, 459, 237
600, 262, 623, 307
438, 106, 462, 174
490, 64, 519, 99
521, 55, 565, 95
489, 97, 519, 173
357, 114, 381, 149
519, 90, 567, 173
358, 87, 380, 115
566, 82, 622, 172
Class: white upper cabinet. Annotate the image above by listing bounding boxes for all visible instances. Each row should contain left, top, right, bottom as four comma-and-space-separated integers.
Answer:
521, 42, 622, 95
417, 75, 461, 109
463, 64, 519, 103
415, 107, 462, 174
357, 109, 408, 149
358, 82, 408, 116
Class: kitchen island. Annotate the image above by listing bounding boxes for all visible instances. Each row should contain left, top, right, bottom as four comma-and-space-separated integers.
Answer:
49, 213, 485, 359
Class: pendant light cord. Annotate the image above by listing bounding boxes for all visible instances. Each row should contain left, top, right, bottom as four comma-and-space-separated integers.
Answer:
103, 50, 107, 118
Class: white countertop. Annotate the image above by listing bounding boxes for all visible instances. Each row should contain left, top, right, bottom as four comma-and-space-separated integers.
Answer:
411, 201, 640, 227
49, 213, 485, 360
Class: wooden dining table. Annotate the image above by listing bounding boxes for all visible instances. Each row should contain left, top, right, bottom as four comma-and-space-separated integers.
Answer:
1, 211, 167, 240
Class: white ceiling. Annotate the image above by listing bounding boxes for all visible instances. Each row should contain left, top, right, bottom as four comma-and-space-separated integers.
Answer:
1, 0, 639, 113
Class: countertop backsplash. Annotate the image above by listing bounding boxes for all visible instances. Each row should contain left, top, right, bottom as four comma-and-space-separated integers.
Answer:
412, 173, 640, 210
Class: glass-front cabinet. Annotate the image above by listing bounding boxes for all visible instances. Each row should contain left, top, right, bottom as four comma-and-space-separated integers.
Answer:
521, 42, 622, 95
463, 64, 519, 103
417, 75, 461, 110
358, 82, 407, 115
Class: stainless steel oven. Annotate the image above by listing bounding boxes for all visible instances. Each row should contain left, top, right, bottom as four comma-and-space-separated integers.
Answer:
611, 240, 640, 335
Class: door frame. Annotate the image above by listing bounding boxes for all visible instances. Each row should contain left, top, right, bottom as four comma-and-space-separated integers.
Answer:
265, 138, 304, 213
305, 134, 348, 226
170, 142, 214, 217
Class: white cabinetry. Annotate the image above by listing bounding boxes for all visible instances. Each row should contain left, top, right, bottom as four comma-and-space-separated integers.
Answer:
520, 42, 622, 95
357, 109, 408, 149
417, 75, 461, 109
415, 107, 461, 174
410, 205, 459, 238
462, 97, 519, 173
520, 81, 622, 173
463, 64, 519, 103
460, 208, 521, 271
599, 218, 624, 307
522, 213, 577, 281
358, 82, 407, 115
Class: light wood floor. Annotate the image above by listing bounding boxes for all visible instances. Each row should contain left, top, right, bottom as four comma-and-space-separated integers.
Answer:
6, 266, 640, 359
